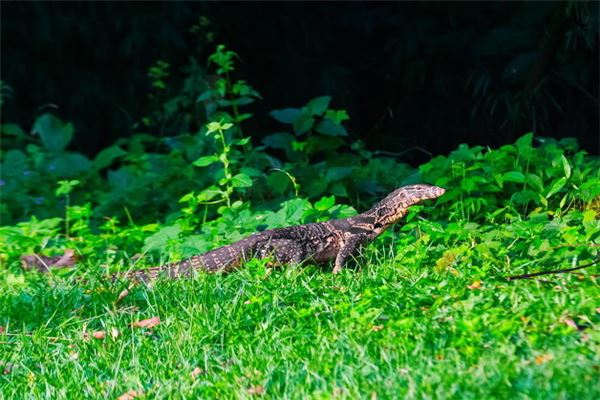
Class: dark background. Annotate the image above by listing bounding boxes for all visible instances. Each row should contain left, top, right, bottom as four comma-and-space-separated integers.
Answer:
2, 2, 598, 163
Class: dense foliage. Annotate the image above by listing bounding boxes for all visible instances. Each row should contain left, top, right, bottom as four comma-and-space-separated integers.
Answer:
1, 44, 599, 398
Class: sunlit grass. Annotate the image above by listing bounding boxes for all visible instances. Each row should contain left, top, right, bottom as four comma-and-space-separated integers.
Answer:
1, 248, 598, 399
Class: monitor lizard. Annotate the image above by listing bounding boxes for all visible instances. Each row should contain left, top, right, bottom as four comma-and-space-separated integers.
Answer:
119, 184, 445, 282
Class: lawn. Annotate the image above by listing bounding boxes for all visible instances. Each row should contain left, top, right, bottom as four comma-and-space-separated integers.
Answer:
1, 239, 598, 399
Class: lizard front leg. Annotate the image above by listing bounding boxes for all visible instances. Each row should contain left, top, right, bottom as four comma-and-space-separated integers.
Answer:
333, 234, 368, 274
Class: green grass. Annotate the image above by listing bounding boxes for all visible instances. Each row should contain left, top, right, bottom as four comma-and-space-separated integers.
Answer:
1, 248, 598, 399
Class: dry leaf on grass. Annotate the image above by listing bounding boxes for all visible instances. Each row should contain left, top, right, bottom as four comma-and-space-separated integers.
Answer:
371, 325, 384, 332
467, 280, 482, 290
190, 367, 204, 379
117, 288, 130, 303
92, 331, 106, 340
83, 327, 118, 341
1, 361, 14, 375
117, 389, 143, 400
0, 326, 5, 334
561, 315, 590, 332
563, 318, 579, 330
131, 316, 161, 329
20, 249, 77, 272
535, 353, 554, 365
247, 385, 265, 395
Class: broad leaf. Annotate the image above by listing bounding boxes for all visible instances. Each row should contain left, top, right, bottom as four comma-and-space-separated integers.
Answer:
293, 114, 314, 135
32, 114, 74, 151
502, 171, 525, 183
93, 146, 126, 170
315, 118, 348, 136
262, 133, 295, 150
193, 155, 219, 167
546, 177, 567, 199
306, 96, 331, 116
50, 153, 91, 177
231, 173, 253, 188
270, 108, 301, 124
315, 195, 335, 211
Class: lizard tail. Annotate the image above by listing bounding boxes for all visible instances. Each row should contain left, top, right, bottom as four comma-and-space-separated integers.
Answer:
115, 237, 256, 282
117, 258, 200, 283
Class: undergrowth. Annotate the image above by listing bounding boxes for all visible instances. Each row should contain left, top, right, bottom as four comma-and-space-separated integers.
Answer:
1, 45, 599, 399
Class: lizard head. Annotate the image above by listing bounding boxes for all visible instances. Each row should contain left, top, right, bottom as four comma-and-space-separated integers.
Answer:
370, 184, 445, 232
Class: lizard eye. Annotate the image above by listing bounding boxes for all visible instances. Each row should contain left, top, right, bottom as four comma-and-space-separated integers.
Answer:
374, 222, 382, 229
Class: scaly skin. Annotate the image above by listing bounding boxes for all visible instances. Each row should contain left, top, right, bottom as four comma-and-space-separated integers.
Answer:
120, 184, 445, 282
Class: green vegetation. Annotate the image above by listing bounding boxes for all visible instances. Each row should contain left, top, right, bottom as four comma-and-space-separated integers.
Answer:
1, 46, 599, 399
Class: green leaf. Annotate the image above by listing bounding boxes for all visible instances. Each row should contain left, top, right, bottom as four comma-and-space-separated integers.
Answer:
306, 96, 331, 115
234, 137, 251, 146
293, 114, 315, 135
560, 155, 571, 179
460, 176, 488, 193
266, 172, 291, 194
502, 171, 525, 183
510, 189, 538, 205
281, 198, 311, 224
526, 173, 544, 192
307, 136, 345, 153
231, 173, 253, 188
559, 193, 568, 209
315, 195, 335, 211
579, 179, 600, 202
179, 192, 196, 203
1, 123, 26, 138
235, 113, 253, 123
326, 166, 354, 181
262, 133, 295, 150
515, 133, 533, 157
230, 96, 254, 106
206, 122, 221, 134
206, 121, 233, 135
50, 153, 91, 177
93, 146, 126, 170
325, 109, 350, 124
240, 167, 261, 177
315, 118, 348, 136
197, 186, 222, 202
546, 177, 567, 199
32, 114, 74, 151
193, 155, 219, 167
329, 182, 349, 197
143, 224, 182, 252
196, 90, 213, 102
291, 140, 307, 152
461, 179, 477, 193
305, 177, 328, 197
270, 108, 301, 124
55, 179, 80, 196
